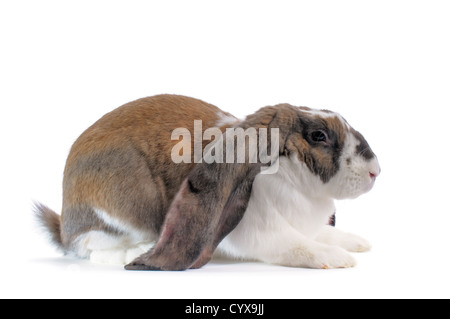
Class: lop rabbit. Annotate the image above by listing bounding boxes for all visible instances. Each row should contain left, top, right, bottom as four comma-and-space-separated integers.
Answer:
35, 94, 380, 270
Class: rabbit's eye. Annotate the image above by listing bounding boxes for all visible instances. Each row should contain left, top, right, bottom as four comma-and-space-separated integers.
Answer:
311, 130, 329, 144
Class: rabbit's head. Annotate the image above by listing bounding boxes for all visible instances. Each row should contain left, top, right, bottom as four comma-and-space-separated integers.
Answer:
282, 106, 380, 200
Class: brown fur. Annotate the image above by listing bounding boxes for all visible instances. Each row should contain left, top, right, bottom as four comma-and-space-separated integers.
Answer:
34, 203, 63, 249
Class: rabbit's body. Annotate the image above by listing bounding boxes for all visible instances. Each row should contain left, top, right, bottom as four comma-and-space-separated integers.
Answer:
36, 94, 380, 270
38, 95, 238, 264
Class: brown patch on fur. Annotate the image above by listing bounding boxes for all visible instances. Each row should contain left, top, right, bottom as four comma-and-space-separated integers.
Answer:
324, 115, 348, 145
284, 110, 348, 183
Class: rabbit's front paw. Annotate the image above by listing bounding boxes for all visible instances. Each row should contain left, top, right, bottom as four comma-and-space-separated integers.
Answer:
281, 244, 356, 269
310, 245, 357, 269
316, 226, 372, 253
337, 233, 372, 253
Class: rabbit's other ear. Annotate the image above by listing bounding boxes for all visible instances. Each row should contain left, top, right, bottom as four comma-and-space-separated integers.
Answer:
125, 104, 301, 271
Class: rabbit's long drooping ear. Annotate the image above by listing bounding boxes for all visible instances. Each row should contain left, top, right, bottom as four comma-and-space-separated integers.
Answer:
125, 104, 302, 271
125, 163, 262, 271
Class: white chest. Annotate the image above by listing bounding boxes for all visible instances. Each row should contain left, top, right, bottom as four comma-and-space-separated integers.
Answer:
218, 157, 336, 258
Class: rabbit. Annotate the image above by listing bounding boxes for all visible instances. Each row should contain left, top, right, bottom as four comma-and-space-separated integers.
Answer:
35, 94, 380, 270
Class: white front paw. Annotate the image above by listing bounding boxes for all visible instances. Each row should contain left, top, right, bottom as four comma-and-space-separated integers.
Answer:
338, 233, 372, 252
310, 245, 357, 269
281, 244, 357, 269
316, 226, 372, 253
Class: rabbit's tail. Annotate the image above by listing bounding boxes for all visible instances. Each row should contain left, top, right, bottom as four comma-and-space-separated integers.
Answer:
34, 202, 64, 251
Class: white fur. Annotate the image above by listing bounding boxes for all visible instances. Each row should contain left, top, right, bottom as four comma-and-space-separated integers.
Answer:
300, 108, 352, 132
217, 150, 376, 269
89, 243, 154, 265
94, 208, 152, 244
315, 226, 372, 252
215, 112, 239, 127
72, 209, 156, 265
326, 133, 380, 199
299, 108, 338, 119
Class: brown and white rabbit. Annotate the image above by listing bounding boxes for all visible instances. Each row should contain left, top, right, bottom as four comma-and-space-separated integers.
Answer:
35, 94, 380, 270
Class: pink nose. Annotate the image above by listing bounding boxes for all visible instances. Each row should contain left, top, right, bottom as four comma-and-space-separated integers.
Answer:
368, 158, 381, 179
369, 167, 381, 179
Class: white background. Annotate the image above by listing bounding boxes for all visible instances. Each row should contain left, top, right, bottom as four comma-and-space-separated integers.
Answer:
1, 0, 449, 299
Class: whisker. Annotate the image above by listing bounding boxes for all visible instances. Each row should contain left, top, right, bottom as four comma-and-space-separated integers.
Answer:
358, 147, 371, 158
